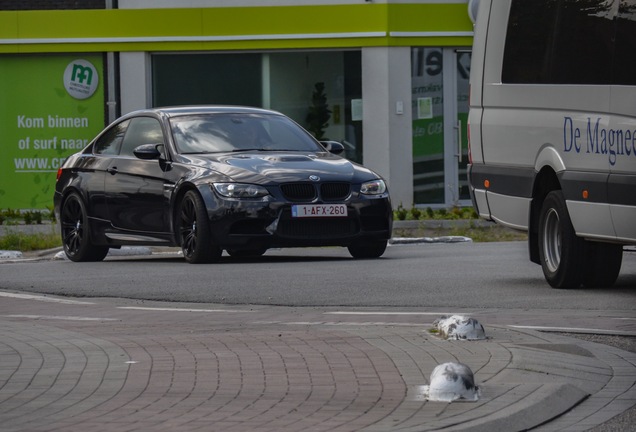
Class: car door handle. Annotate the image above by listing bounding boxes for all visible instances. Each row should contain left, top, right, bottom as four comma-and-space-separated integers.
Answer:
106, 167, 118, 175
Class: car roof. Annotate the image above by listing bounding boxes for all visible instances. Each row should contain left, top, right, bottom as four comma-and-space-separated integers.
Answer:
127, 106, 282, 118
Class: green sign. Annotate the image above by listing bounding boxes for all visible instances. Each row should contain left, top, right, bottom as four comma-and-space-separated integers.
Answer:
0, 54, 104, 210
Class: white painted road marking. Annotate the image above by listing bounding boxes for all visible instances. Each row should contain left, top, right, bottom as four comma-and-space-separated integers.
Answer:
509, 325, 636, 336
118, 306, 253, 313
0, 291, 94, 305
252, 320, 425, 327
325, 311, 469, 316
5, 314, 117, 321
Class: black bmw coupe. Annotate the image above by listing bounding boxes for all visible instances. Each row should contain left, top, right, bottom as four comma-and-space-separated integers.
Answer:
54, 106, 393, 263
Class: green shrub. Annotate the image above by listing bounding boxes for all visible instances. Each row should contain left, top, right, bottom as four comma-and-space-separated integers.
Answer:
393, 205, 479, 221
395, 204, 408, 220
46, 206, 57, 222
0, 208, 54, 225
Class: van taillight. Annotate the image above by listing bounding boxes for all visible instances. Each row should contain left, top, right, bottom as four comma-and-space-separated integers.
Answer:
56, 168, 63, 181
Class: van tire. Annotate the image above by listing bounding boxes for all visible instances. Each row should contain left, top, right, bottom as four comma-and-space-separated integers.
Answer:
582, 242, 623, 287
538, 190, 584, 288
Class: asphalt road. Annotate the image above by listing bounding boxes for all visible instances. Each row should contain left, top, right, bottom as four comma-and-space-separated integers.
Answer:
2, 241, 636, 310
1, 241, 635, 337
1, 241, 636, 431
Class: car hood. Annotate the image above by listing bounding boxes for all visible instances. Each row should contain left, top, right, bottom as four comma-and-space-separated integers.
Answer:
181, 151, 378, 184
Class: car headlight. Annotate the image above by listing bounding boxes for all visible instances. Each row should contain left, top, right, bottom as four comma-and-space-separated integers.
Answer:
360, 179, 387, 195
213, 183, 270, 199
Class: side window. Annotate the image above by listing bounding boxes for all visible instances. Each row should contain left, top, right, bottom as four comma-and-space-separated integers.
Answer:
93, 120, 129, 155
503, 0, 616, 84
120, 117, 165, 157
613, 0, 636, 85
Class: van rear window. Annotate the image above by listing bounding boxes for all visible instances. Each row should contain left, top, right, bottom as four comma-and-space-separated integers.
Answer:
502, 0, 635, 85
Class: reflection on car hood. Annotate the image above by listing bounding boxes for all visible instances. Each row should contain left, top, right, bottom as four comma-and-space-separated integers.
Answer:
184, 151, 376, 184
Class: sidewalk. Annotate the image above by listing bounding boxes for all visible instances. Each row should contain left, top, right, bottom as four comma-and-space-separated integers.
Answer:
0, 295, 635, 431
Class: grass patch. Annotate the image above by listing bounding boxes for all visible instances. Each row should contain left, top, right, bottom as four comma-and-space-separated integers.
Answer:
393, 222, 527, 243
446, 225, 527, 242
394, 205, 478, 221
0, 229, 61, 252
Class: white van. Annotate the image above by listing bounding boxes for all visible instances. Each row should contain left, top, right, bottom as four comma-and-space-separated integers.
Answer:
468, 0, 636, 288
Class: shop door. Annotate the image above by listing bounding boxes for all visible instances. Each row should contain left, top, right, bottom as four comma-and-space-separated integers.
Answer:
412, 47, 471, 207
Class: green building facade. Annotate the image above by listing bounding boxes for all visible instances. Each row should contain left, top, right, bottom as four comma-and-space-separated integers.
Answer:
0, 0, 476, 210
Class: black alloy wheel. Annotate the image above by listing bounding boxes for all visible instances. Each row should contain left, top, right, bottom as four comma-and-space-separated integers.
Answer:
60, 192, 108, 262
178, 190, 221, 264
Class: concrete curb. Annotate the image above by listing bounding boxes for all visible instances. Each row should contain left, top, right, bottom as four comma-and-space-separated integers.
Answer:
0, 223, 57, 236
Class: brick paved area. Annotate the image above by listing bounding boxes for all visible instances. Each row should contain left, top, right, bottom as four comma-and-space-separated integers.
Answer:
0, 296, 635, 431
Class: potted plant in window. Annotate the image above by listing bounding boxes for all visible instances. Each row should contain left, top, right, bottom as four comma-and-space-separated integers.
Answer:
306, 82, 332, 140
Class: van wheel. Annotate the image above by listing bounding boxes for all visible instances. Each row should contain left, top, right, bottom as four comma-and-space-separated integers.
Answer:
178, 190, 221, 264
582, 242, 623, 287
538, 191, 584, 288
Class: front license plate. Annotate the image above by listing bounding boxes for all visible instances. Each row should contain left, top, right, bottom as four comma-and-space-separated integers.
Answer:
291, 204, 348, 218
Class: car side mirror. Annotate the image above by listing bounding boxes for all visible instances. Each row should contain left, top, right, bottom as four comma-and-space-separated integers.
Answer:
320, 141, 345, 155
133, 143, 163, 160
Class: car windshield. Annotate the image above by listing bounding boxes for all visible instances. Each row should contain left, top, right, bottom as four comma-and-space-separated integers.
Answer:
170, 113, 323, 154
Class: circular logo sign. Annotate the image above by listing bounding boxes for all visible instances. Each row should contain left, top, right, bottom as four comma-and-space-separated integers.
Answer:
63, 59, 99, 100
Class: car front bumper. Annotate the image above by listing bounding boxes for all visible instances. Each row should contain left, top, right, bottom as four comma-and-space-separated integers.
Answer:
200, 187, 393, 250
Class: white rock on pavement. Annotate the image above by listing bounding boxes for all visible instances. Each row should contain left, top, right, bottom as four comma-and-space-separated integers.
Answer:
433, 315, 486, 340
422, 362, 481, 402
